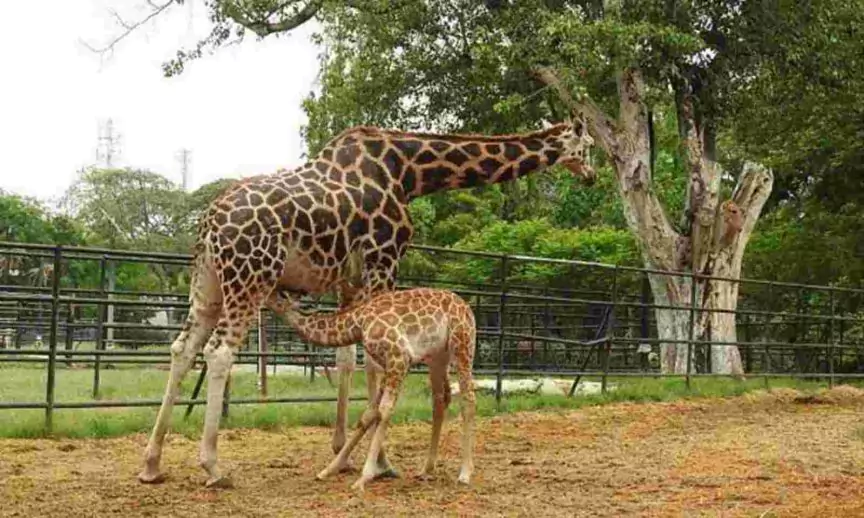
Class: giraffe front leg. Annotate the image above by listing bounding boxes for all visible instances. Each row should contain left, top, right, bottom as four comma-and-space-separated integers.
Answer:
351, 385, 401, 493
316, 397, 380, 480
364, 359, 398, 479
198, 325, 240, 489
352, 352, 407, 493
139, 309, 216, 484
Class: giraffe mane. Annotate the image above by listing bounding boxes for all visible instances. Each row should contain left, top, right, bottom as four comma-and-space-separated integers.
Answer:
328, 123, 570, 144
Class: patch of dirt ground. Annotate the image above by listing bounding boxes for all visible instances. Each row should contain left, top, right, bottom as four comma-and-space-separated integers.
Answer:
4, 387, 864, 517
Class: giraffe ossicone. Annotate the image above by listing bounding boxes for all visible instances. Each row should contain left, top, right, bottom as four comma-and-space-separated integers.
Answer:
136, 121, 594, 488
279, 287, 477, 491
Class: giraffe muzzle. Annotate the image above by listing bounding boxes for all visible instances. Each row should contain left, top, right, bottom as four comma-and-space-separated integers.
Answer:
560, 159, 596, 185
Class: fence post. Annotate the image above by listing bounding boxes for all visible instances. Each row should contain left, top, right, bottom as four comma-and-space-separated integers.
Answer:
45, 246, 62, 433
184, 363, 207, 420
763, 282, 773, 388
743, 313, 752, 373
222, 373, 231, 418
93, 256, 106, 399
828, 288, 835, 389
64, 302, 74, 367
308, 339, 316, 384
272, 316, 278, 377
495, 255, 509, 411
686, 272, 697, 391
258, 308, 268, 397
543, 287, 551, 367
639, 272, 650, 372
472, 293, 481, 370
602, 267, 618, 394
105, 260, 115, 350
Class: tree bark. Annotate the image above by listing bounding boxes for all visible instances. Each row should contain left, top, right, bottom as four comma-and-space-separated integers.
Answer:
536, 66, 774, 376
698, 163, 774, 375
651, 273, 694, 374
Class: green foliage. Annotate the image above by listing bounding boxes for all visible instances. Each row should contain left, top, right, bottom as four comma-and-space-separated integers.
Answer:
725, 1, 864, 290
293, 0, 743, 276
144, 1, 864, 295
725, 0, 864, 210
188, 178, 239, 219
744, 201, 864, 288
0, 191, 88, 292
0, 191, 84, 245
541, 13, 703, 106
62, 168, 192, 252
441, 218, 637, 285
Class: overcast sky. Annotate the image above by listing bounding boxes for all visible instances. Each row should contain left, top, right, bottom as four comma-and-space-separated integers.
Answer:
0, 1, 320, 204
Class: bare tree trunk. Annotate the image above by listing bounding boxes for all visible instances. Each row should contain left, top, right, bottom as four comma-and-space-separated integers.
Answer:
536, 66, 773, 376
650, 273, 695, 373
704, 275, 742, 375
699, 163, 774, 375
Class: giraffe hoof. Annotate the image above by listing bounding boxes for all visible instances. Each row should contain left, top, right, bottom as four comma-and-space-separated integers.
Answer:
350, 479, 368, 493
374, 467, 399, 480
137, 471, 166, 484
204, 475, 234, 489
337, 462, 356, 474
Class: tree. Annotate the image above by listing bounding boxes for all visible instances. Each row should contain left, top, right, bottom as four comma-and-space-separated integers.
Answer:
0, 191, 86, 286
205, 0, 776, 375
188, 178, 239, 219
724, 0, 864, 212
0, 190, 83, 246
61, 168, 194, 296
100, 1, 861, 376
62, 168, 192, 252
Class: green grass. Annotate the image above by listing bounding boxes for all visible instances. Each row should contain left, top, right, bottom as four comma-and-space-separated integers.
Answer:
0, 365, 846, 439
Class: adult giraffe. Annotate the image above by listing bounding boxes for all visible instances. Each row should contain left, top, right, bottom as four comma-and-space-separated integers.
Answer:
138, 121, 594, 487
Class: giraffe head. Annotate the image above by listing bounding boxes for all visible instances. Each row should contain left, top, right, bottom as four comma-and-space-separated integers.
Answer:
545, 119, 595, 185
274, 291, 307, 323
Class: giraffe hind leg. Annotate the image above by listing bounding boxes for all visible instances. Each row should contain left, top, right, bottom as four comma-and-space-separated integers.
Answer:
197, 301, 259, 488
419, 354, 451, 480
454, 327, 477, 485
332, 343, 356, 455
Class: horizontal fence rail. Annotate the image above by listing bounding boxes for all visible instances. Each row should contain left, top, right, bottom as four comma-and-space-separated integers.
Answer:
1, 241, 863, 432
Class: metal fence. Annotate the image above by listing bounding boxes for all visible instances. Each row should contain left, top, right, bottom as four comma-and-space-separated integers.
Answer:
1, 241, 863, 431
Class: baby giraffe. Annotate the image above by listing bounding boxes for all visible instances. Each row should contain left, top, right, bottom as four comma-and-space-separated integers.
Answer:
277, 287, 477, 491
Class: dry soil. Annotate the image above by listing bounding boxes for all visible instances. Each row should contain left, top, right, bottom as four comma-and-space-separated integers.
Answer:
3, 387, 864, 517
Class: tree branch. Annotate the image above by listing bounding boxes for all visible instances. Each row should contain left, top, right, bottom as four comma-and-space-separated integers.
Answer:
532, 66, 618, 155
617, 68, 648, 139
80, 0, 177, 57
731, 162, 775, 239
225, 0, 322, 38
677, 88, 724, 276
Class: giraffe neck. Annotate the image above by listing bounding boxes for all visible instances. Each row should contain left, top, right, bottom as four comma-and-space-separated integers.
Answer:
324, 125, 572, 200
284, 308, 362, 348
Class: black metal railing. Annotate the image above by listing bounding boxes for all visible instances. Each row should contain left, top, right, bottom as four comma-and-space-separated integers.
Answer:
1, 241, 863, 431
